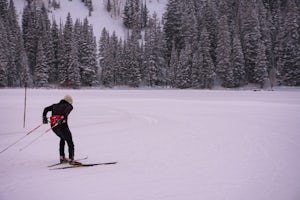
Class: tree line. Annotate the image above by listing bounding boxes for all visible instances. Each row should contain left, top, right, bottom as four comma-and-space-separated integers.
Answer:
0, 0, 299, 88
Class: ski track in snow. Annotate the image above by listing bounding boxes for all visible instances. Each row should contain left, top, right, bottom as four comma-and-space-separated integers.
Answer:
0, 89, 300, 200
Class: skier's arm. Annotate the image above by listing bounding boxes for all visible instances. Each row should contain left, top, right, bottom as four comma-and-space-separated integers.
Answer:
62, 104, 73, 118
42, 105, 53, 123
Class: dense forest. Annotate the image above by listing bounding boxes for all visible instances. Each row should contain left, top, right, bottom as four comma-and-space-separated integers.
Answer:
0, 0, 299, 88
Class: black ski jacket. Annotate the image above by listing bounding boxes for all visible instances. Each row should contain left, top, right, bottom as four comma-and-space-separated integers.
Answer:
43, 100, 73, 121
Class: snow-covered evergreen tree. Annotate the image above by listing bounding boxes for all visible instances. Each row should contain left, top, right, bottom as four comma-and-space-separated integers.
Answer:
99, 28, 114, 87
75, 18, 97, 86
0, 0, 28, 87
198, 27, 215, 89
6, 0, 19, 86
22, 1, 38, 78
38, 3, 54, 86
163, 0, 184, 60
61, 12, 78, 87
191, 47, 201, 88
176, 43, 192, 89
140, 1, 149, 29
34, 39, 48, 87
2, 0, 299, 88
109, 31, 121, 86
239, 1, 261, 83
67, 44, 81, 88
123, 0, 140, 29
0, 18, 8, 87
168, 42, 178, 87
182, 0, 198, 52
201, 1, 218, 66
49, 19, 59, 83
56, 22, 66, 86
126, 31, 141, 87
144, 13, 166, 87
230, 29, 246, 87
276, 0, 300, 86
254, 42, 268, 87
216, 15, 232, 87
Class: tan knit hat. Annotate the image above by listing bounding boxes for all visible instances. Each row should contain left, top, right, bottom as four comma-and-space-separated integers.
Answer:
64, 95, 73, 105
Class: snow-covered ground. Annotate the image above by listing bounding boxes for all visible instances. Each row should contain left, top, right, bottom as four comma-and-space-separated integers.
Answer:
1, 88, 300, 200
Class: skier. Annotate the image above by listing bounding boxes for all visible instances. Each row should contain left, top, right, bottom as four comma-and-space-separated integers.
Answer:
42, 95, 80, 165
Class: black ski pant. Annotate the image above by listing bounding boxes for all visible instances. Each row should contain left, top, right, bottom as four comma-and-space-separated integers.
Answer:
52, 123, 74, 160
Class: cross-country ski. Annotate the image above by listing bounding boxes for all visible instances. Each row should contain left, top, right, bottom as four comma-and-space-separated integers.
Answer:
48, 156, 88, 168
49, 162, 117, 170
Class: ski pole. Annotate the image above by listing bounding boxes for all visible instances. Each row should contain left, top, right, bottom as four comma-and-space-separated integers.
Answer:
0, 123, 43, 154
44, 123, 58, 133
19, 131, 47, 151
19, 122, 59, 152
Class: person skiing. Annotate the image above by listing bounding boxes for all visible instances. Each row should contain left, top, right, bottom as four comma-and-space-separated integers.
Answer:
42, 95, 80, 165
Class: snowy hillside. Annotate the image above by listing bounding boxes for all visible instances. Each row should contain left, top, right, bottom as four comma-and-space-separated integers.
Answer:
14, 0, 168, 39
1, 89, 300, 200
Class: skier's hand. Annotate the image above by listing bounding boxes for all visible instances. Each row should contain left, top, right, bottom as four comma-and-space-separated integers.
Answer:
43, 116, 48, 124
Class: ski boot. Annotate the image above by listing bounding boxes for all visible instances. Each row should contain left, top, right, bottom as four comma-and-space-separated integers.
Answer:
60, 156, 69, 164
69, 158, 82, 165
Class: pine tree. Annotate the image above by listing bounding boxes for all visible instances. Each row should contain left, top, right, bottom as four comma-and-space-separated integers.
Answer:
167, 42, 178, 87
216, 15, 232, 87
85, 0, 93, 16
257, 0, 272, 74
22, 1, 38, 78
123, 0, 140, 29
0, 0, 8, 21
0, 19, 8, 87
126, 31, 141, 87
239, 1, 261, 83
99, 28, 114, 87
57, 22, 66, 85
198, 27, 215, 89
6, 0, 18, 86
277, 0, 300, 86
144, 13, 166, 87
68, 44, 81, 88
120, 40, 130, 85
34, 39, 48, 87
176, 44, 192, 88
181, 0, 198, 51
141, 1, 149, 28
163, 0, 184, 60
116, 38, 124, 85
61, 12, 76, 87
0, 0, 29, 87
109, 31, 121, 86
255, 42, 268, 87
38, 3, 54, 86
201, 1, 218, 66
231, 29, 246, 87
50, 19, 59, 83
191, 48, 201, 88
123, 0, 131, 28
85, 24, 98, 86
10, 0, 28, 86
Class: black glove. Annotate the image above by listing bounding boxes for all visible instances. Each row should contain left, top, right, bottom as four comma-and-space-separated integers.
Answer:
43, 116, 48, 124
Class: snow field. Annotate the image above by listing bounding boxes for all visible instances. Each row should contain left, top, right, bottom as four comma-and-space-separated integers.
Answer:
0, 88, 300, 200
